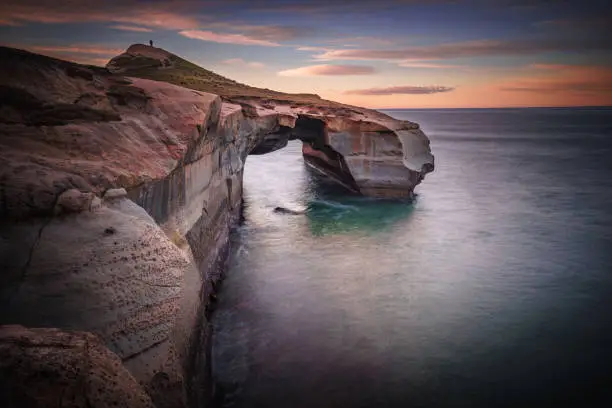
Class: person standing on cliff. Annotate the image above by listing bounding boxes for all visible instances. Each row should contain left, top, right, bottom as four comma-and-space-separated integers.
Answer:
149, 40, 154, 47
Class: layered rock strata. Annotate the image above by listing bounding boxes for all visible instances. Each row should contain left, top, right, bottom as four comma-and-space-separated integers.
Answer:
0, 45, 434, 407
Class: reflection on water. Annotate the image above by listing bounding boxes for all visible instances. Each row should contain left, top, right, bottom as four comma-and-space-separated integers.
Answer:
212, 108, 612, 408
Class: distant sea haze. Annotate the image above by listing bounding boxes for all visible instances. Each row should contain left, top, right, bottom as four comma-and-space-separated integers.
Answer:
212, 107, 612, 407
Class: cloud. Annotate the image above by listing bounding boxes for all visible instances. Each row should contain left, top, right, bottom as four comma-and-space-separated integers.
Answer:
179, 30, 281, 46
500, 64, 612, 94
535, 16, 612, 32
232, 25, 311, 42
199, 21, 313, 42
531, 63, 571, 70
0, 1, 201, 30
12, 44, 123, 57
222, 58, 265, 68
230, 0, 573, 17
0, 2, 313, 42
295, 38, 399, 55
315, 37, 612, 61
4, 43, 122, 66
243, 0, 459, 14
345, 85, 455, 95
323, 36, 396, 47
109, 24, 153, 33
501, 82, 612, 94
0, 17, 21, 26
398, 61, 462, 69
296, 46, 330, 52
278, 64, 376, 76
295, 37, 399, 52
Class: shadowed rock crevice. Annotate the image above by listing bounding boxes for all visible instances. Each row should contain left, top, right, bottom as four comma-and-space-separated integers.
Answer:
249, 125, 291, 155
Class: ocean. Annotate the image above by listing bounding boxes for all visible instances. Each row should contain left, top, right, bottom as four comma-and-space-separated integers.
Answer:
211, 107, 612, 407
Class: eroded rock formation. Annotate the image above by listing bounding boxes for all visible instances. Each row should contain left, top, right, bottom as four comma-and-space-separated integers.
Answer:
0, 45, 434, 407
0, 325, 155, 408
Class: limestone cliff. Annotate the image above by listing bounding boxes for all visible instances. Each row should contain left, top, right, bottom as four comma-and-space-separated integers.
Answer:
0, 45, 434, 408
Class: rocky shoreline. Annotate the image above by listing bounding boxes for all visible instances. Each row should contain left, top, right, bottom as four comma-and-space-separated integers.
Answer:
0, 44, 434, 407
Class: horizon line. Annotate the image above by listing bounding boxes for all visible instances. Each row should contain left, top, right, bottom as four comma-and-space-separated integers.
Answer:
377, 105, 612, 110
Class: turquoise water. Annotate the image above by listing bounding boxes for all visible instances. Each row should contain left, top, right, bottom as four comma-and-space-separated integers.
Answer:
212, 107, 612, 407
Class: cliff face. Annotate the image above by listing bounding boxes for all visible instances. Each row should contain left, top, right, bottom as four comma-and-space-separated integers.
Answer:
0, 45, 434, 408
107, 44, 435, 198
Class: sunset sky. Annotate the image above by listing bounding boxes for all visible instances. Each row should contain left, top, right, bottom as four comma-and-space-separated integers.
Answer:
1, 0, 611, 108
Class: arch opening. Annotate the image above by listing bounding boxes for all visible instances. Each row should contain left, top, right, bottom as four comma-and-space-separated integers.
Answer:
248, 115, 360, 194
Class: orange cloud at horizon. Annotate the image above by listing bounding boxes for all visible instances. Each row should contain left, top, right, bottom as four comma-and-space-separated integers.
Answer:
325, 64, 612, 109
4, 39, 611, 108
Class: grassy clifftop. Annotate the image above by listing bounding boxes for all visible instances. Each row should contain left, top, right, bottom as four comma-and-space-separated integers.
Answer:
106, 43, 330, 106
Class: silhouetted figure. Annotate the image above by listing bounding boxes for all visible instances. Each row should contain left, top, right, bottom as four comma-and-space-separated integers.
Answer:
149, 40, 153, 47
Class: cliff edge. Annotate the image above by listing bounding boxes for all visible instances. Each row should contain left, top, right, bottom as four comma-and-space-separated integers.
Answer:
107, 44, 435, 197
0, 44, 434, 408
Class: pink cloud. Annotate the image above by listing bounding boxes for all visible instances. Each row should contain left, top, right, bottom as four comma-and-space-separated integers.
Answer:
501, 65, 612, 95
0, 2, 201, 30
179, 30, 280, 46
296, 46, 331, 52
3, 43, 123, 66
0, 3, 311, 45
398, 61, 462, 69
501, 82, 612, 93
323, 36, 396, 46
529, 63, 598, 71
345, 85, 455, 95
315, 37, 612, 61
222, 58, 265, 68
278, 64, 376, 76
200, 22, 311, 42
23, 45, 124, 56
109, 24, 153, 33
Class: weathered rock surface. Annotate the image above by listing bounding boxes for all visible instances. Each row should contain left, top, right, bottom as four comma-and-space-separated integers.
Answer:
0, 44, 435, 408
0, 325, 155, 408
108, 44, 435, 197
236, 101, 435, 197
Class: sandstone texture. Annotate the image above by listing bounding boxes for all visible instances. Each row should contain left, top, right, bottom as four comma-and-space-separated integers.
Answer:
0, 44, 435, 408
0, 325, 155, 408
108, 44, 435, 198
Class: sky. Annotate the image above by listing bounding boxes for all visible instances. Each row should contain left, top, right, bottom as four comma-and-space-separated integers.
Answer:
1, 0, 611, 108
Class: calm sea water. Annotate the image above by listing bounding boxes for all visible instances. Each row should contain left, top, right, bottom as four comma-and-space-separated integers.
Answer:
211, 107, 612, 408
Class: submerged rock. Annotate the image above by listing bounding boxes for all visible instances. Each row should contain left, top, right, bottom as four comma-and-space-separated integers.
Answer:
273, 206, 306, 215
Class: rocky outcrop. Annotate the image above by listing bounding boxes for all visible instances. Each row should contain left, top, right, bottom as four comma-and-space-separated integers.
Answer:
107, 44, 435, 197
0, 45, 434, 408
0, 325, 155, 408
229, 101, 435, 197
